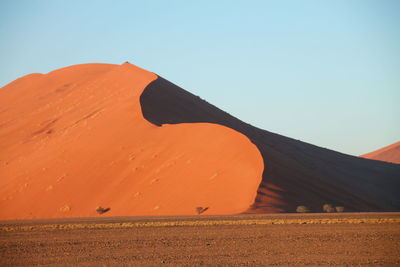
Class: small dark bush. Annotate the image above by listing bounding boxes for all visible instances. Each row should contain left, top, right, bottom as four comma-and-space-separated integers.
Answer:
195, 207, 209, 215
96, 206, 110, 214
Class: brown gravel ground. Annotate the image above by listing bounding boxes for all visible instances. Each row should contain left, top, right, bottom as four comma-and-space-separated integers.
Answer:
1, 213, 399, 266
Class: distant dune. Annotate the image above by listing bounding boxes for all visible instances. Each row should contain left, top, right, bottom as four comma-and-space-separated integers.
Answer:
360, 142, 400, 164
0, 63, 399, 220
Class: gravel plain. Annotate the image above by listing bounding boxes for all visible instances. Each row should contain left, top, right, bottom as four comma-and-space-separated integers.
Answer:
1, 213, 399, 266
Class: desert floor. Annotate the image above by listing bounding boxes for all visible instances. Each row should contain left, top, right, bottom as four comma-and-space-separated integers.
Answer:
1, 213, 399, 266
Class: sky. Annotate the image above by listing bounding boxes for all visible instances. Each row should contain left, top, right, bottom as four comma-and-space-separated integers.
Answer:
0, 0, 399, 155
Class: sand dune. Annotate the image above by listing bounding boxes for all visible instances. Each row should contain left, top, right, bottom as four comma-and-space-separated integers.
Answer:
1, 62, 399, 220
0, 63, 262, 219
360, 142, 400, 164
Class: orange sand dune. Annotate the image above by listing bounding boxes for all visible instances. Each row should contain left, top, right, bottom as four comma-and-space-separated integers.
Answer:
360, 142, 400, 164
1, 62, 399, 219
0, 63, 263, 220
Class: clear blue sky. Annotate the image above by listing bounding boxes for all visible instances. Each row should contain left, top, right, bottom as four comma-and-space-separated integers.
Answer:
1, 0, 399, 155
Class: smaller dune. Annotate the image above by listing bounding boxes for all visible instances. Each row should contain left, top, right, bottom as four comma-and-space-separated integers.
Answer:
361, 142, 400, 164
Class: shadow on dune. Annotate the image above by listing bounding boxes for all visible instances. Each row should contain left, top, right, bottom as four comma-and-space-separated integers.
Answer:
140, 76, 400, 213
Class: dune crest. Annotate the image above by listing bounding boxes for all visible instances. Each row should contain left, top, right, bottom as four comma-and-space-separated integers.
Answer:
0, 63, 263, 220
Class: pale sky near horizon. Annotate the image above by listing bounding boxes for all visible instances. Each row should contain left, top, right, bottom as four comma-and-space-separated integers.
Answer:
0, 0, 399, 156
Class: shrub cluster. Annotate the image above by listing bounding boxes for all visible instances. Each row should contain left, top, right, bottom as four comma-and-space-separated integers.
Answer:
295, 204, 345, 213
323, 204, 344, 213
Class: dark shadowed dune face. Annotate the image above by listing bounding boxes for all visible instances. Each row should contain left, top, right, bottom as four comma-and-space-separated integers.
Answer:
140, 76, 400, 213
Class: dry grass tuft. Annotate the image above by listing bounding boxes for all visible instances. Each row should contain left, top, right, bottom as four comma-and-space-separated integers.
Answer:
335, 206, 345, 212
296, 205, 310, 213
323, 204, 335, 213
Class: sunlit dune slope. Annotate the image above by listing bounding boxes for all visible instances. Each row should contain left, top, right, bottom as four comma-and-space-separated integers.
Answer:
0, 63, 263, 220
360, 142, 400, 164
141, 77, 400, 213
